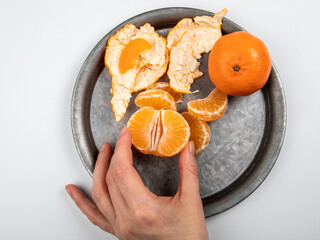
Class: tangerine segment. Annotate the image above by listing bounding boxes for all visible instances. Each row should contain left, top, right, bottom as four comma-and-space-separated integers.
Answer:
127, 106, 157, 154
119, 38, 152, 74
157, 110, 190, 157
187, 88, 228, 122
181, 112, 211, 156
135, 89, 176, 111
147, 82, 183, 102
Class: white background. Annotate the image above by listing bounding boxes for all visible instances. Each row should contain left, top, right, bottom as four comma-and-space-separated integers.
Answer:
1, 0, 320, 239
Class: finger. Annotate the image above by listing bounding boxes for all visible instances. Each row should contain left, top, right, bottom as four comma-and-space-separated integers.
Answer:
106, 167, 129, 216
176, 141, 200, 199
65, 184, 114, 234
92, 143, 116, 222
113, 127, 133, 164
106, 128, 131, 213
110, 128, 154, 206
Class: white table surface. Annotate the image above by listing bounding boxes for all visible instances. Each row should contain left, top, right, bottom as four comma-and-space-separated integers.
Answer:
1, 0, 320, 239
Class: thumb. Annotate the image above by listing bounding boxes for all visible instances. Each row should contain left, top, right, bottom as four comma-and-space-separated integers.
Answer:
176, 141, 200, 199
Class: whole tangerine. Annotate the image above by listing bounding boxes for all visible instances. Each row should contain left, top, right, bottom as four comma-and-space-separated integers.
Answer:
208, 31, 272, 96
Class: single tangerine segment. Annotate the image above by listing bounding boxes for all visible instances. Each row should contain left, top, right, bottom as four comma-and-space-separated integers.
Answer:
135, 89, 176, 111
147, 82, 183, 102
119, 38, 152, 74
127, 107, 190, 157
187, 88, 228, 122
181, 112, 211, 156
126, 106, 157, 154
157, 110, 190, 157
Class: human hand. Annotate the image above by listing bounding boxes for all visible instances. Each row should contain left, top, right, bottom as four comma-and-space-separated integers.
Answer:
66, 127, 208, 240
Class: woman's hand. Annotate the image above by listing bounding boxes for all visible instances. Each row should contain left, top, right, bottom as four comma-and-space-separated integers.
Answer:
66, 127, 208, 240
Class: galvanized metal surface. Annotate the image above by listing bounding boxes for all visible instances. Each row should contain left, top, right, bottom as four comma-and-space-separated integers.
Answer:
71, 7, 286, 217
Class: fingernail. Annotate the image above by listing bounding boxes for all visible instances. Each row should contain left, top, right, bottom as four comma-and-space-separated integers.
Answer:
119, 127, 127, 137
100, 143, 106, 152
188, 141, 195, 155
65, 185, 72, 197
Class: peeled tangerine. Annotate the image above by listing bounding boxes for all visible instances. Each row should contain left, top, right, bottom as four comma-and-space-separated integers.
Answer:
187, 88, 228, 122
105, 23, 168, 122
127, 107, 190, 157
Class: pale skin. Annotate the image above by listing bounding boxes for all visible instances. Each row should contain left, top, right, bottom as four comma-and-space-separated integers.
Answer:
66, 127, 209, 240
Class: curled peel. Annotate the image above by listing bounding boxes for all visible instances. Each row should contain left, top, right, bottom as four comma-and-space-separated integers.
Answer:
167, 9, 228, 94
105, 23, 169, 122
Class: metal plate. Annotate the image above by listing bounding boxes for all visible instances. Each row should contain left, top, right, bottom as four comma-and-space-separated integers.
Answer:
71, 7, 287, 217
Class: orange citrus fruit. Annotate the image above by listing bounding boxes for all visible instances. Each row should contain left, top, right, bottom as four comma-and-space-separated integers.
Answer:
127, 106, 190, 157
187, 88, 228, 122
208, 31, 271, 96
147, 82, 183, 102
119, 38, 152, 74
181, 112, 211, 155
127, 106, 156, 152
135, 89, 176, 111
